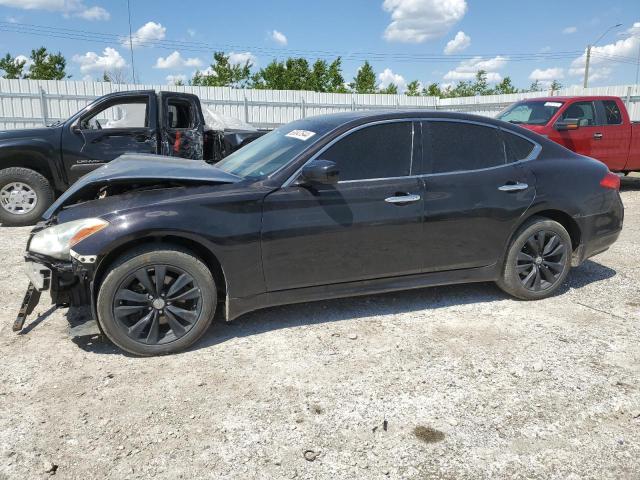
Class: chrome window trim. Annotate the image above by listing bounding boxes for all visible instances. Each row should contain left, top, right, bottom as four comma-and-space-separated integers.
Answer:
282, 118, 419, 188
281, 117, 543, 187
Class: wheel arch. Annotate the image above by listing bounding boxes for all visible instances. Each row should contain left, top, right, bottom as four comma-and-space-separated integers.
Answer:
508, 208, 582, 254
0, 146, 64, 191
93, 234, 228, 302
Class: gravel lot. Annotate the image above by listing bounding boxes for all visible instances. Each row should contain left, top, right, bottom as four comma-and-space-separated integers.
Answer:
1, 177, 639, 480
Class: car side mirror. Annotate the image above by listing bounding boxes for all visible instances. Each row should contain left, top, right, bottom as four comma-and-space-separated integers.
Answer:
300, 160, 339, 185
555, 119, 580, 131
71, 124, 82, 134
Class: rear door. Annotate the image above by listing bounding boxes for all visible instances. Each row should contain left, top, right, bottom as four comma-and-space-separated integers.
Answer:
61, 93, 157, 183
420, 120, 537, 272
159, 93, 205, 159
261, 120, 425, 291
590, 100, 630, 171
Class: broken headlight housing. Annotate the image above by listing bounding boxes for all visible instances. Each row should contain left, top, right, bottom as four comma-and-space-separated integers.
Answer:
29, 218, 109, 260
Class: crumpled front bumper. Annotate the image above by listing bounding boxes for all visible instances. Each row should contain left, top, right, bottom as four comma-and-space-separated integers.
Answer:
14, 227, 94, 331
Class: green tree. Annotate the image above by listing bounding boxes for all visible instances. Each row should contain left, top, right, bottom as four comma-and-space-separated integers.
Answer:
327, 57, 347, 93
380, 83, 398, 94
192, 51, 251, 87
549, 79, 563, 92
0, 53, 26, 79
493, 77, 518, 95
350, 61, 376, 94
528, 80, 542, 92
471, 70, 491, 96
24, 47, 67, 80
405, 80, 421, 96
422, 82, 443, 97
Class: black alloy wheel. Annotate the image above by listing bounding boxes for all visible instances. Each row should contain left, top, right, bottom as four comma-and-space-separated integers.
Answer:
97, 246, 217, 356
113, 264, 203, 345
497, 217, 572, 300
516, 230, 568, 292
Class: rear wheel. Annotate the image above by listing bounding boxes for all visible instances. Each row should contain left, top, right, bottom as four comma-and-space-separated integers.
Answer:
96, 246, 217, 356
497, 217, 572, 300
0, 167, 54, 226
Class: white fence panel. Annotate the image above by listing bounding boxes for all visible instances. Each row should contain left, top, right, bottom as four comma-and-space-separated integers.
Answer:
0, 79, 637, 130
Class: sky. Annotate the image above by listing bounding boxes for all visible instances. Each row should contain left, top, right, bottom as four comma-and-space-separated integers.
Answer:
0, 0, 638, 92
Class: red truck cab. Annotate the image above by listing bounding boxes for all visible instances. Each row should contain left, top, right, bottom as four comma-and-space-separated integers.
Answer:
497, 96, 640, 172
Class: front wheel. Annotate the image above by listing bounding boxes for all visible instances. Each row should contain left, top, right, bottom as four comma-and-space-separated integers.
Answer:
497, 217, 572, 300
96, 246, 217, 356
0, 167, 54, 226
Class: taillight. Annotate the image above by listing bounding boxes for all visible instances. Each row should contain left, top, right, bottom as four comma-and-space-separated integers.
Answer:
600, 172, 621, 191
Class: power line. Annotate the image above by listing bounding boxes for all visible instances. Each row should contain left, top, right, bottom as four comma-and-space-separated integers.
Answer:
0, 21, 601, 63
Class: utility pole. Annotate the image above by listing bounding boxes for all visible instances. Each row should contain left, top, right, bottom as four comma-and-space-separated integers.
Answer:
127, 0, 136, 84
583, 23, 622, 88
583, 45, 591, 88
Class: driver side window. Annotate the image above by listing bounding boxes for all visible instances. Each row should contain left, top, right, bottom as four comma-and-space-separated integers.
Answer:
562, 101, 596, 127
80, 98, 149, 130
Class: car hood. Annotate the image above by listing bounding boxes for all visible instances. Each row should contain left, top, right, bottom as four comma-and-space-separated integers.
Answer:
44, 153, 242, 220
0, 126, 60, 142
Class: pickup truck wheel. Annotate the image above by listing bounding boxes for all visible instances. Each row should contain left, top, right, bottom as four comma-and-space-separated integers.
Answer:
0, 167, 54, 227
96, 246, 217, 356
496, 217, 572, 300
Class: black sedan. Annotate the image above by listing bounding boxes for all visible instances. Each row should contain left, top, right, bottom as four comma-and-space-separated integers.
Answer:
16, 110, 624, 356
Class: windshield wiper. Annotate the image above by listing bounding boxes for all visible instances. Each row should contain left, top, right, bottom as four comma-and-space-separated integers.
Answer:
508, 120, 523, 124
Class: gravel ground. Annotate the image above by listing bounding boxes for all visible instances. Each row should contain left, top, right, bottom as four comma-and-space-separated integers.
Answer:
1, 178, 639, 480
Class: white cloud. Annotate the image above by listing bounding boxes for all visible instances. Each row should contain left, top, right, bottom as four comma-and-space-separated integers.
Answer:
122, 21, 166, 48
529, 67, 564, 81
166, 74, 186, 85
443, 55, 507, 82
0, 0, 110, 20
562, 26, 577, 34
14, 54, 32, 67
569, 22, 640, 84
383, 0, 467, 43
73, 47, 126, 74
154, 51, 202, 69
378, 68, 407, 91
228, 51, 257, 67
529, 67, 565, 87
270, 30, 288, 46
444, 30, 470, 54
187, 28, 196, 38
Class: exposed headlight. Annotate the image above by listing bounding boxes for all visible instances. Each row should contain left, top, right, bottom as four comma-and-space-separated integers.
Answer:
29, 218, 109, 260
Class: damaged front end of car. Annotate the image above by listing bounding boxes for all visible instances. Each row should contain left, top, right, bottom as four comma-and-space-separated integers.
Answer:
14, 153, 243, 332
15, 218, 101, 331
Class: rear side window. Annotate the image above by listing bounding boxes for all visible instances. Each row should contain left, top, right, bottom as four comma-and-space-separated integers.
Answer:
167, 100, 195, 129
426, 121, 505, 174
322, 122, 413, 181
503, 131, 535, 162
602, 100, 622, 125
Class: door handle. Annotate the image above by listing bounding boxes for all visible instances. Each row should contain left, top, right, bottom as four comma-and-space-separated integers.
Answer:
593, 132, 603, 140
385, 194, 421, 204
498, 182, 528, 192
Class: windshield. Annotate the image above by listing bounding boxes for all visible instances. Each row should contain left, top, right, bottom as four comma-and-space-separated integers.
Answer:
216, 117, 338, 179
497, 100, 564, 125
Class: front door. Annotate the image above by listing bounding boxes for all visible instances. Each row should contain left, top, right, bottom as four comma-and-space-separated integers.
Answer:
261, 121, 425, 291
159, 93, 205, 160
549, 100, 599, 161
420, 120, 537, 272
61, 94, 157, 184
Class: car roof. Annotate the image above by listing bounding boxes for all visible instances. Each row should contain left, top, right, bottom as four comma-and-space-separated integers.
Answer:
515, 96, 621, 102
296, 109, 509, 131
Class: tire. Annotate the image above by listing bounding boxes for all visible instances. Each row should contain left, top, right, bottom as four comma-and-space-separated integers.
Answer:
96, 245, 217, 356
497, 217, 572, 300
0, 167, 54, 227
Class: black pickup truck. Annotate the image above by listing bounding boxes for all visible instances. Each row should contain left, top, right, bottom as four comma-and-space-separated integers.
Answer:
0, 90, 264, 226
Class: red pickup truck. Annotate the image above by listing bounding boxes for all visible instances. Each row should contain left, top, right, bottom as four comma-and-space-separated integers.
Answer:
497, 96, 640, 173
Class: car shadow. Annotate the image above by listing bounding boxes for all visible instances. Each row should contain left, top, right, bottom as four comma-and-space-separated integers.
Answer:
620, 176, 640, 191
68, 259, 616, 356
